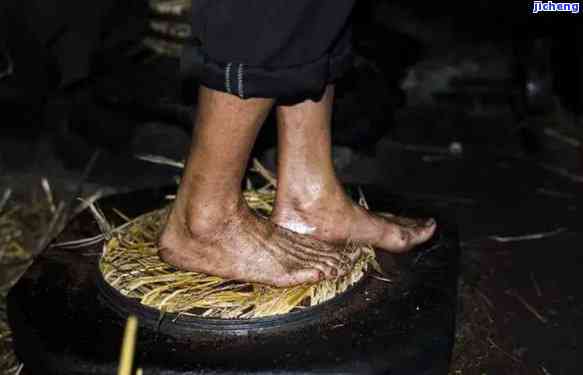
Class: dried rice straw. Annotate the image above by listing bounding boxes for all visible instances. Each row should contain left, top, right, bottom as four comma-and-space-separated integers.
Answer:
98, 160, 378, 319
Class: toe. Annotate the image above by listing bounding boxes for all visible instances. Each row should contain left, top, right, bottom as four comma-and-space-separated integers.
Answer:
423, 217, 436, 227
294, 241, 347, 274
296, 235, 345, 259
343, 244, 362, 264
410, 221, 437, 245
309, 260, 340, 280
336, 251, 358, 277
281, 238, 344, 280
376, 225, 414, 253
306, 248, 351, 279
277, 268, 321, 287
374, 213, 437, 252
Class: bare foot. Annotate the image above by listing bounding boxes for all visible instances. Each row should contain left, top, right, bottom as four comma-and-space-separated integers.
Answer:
158, 199, 360, 288
272, 185, 436, 253
273, 85, 435, 253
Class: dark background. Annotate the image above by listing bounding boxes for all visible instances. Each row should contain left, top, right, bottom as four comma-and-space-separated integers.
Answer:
0, 1, 582, 374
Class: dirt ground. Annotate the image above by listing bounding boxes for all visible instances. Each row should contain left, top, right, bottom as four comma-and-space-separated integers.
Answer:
1, 139, 581, 374
1, 94, 582, 373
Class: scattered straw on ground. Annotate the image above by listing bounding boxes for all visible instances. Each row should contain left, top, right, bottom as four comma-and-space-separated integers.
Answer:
99, 185, 378, 319
0, 193, 25, 374
1, 185, 57, 374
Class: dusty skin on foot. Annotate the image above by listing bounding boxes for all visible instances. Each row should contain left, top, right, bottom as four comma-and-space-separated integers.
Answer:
272, 185, 436, 253
156, 87, 363, 288
273, 85, 436, 254
159, 198, 361, 288
157, 86, 434, 288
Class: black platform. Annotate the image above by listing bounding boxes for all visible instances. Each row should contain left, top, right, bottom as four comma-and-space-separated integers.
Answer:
8, 186, 460, 375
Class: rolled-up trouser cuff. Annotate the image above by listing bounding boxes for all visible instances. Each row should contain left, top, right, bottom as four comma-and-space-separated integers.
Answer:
181, 44, 353, 100
182, 0, 355, 100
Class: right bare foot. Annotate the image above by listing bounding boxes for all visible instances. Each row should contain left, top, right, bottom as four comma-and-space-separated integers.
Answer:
158, 199, 359, 288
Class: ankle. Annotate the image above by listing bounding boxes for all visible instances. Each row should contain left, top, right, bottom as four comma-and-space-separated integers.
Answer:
276, 180, 345, 211
175, 196, 244, 239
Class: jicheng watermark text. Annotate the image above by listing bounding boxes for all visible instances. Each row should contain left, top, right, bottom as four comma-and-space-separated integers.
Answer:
532, 1, 580, 13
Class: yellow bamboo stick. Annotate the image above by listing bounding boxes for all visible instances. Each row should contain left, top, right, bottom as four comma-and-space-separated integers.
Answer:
118, 316, 138, 375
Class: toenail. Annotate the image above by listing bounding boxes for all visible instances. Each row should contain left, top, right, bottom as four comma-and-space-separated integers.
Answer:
424, 218, 436, 227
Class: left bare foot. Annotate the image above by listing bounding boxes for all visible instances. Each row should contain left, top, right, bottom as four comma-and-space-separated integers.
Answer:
272, 84, 435, 253
272, 184, 436, 253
